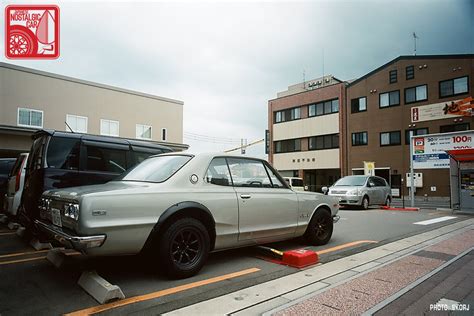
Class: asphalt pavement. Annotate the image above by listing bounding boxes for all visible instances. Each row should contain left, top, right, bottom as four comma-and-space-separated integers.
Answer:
0, 207, 471, 315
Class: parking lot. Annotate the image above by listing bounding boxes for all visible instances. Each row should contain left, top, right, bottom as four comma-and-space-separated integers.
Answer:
0, 207, 469, 315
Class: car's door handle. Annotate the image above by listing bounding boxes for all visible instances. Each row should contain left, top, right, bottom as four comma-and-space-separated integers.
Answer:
240, 194, 251, 199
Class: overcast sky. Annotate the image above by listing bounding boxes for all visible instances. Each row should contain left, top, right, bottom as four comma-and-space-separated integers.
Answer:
1, 0, 473, 157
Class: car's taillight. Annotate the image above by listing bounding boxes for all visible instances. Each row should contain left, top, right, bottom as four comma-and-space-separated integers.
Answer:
15, 168, 21, 192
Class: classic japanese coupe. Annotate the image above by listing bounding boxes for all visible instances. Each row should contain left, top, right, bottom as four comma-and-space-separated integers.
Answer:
35, 153, 340, 278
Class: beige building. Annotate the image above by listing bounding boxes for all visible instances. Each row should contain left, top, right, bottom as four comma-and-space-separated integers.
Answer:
0, 62, 187, 157
268, 75, 346, 192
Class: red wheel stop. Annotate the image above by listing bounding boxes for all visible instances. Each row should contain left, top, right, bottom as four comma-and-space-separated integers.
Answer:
282, 249, 319, 268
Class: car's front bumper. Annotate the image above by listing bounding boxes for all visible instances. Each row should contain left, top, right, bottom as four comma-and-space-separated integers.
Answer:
329, 194, 363, 206
34, 220, 106, 251
333, 215, 340, 223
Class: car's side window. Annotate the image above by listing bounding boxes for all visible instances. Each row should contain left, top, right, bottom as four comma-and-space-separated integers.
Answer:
374, 178, 386, 187
264, 163, 286, 188
205, 158, 232, 186
368, 177, 376, 187
227, 158, 272, 188
85, 145, 128, 173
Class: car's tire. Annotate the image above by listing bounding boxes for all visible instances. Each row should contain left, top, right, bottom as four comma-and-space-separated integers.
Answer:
158, 217, 210, 279
361, 196, 369, 210
384, 196, 391, 207
304, 208, 333, 246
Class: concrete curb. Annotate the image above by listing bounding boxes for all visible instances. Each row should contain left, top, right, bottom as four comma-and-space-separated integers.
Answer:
78, 271, 125, 304
46, 248, 68, 268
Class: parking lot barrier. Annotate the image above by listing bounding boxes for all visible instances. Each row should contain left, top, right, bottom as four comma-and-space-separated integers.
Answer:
15, 226, 26, 237
78, 270, 125, 304
30, 238, 52, 251
7, 222, 19, 230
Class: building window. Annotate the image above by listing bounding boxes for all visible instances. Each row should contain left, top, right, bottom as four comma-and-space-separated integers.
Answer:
274, 139, 301, 153
136, 124, 152, 140
308, 99, 339, 117
389, 70, 397, 84
379, 90, 400, 108
309, 134, 339, 150
439, 76, 469, 98
352, 132, 368, 146
406, 65, 415, 80
100, 119, 119, 137
440, 123, 470, 133
380, 131, 401, 146
405, 128, 428, 144
351, 97, 367, 113
405, 85, 427, 104
161, 128, 167, 141
17, 108, 43, 128
274, 107, 301, 123
66, 114, 88, 133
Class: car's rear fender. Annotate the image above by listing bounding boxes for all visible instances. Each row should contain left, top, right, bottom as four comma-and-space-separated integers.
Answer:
141, 201, 217, 253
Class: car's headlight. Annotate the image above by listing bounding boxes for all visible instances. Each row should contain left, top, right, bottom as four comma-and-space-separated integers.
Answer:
346, 189, 359, 196
64, 203, 80, 220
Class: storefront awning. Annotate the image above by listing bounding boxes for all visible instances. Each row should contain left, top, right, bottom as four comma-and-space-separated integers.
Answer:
446, 149, 474, 162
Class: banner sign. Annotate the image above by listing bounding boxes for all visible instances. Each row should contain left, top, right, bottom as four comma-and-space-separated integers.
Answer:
412, 131, 474, 169
411, 97, 473, 123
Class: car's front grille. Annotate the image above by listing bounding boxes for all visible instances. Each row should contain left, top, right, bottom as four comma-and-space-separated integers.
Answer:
331, 190, 347, 195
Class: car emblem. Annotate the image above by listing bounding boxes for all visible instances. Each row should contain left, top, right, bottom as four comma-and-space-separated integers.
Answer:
190, 174, 199, 184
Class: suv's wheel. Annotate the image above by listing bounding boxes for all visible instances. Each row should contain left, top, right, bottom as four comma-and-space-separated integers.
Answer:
361, 196, 369, 210
159, 217, 210, 279
385, 196, 391, 207
304, 208, 333, 246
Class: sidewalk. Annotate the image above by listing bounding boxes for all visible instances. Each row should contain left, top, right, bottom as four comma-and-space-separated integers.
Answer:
166, 218, 474, 315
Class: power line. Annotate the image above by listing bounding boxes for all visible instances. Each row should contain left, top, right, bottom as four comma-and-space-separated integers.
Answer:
224, 138, 264, 153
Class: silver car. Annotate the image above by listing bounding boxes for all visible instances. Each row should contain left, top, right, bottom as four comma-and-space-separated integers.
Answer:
324, 175, 391, 209
4, 153, 28, 217
35, 153, 340, 278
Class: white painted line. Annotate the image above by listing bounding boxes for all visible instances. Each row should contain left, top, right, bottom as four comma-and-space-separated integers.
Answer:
413, 216, 457, 226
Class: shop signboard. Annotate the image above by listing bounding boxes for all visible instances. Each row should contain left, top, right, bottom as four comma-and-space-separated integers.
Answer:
411, 97, 473, 123
412, 131, 474, 169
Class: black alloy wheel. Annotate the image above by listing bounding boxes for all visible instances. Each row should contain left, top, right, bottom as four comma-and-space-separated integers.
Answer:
304, 208, 333, 246
159, 217, 210, 279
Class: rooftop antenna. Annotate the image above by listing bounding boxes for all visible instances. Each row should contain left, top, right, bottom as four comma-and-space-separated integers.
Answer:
413, 32, 419, 56
303, 69, 306, 90
322, 48, 325, 86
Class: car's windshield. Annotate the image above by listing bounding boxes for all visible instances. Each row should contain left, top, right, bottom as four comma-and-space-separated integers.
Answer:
119, 155, 192, 183
334, 176, 367, 186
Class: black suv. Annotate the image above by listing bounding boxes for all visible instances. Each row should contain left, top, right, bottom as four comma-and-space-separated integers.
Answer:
19, 130, 172, 230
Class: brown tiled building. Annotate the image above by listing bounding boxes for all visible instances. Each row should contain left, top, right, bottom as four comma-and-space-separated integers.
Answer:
267, 75, 346, 191
343, 54, 473, 198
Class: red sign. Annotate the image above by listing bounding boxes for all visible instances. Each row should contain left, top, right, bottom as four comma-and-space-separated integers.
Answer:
5, 5, 60, 59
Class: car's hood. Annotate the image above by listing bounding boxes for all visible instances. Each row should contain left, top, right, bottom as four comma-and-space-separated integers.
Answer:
44, 181, 153, 199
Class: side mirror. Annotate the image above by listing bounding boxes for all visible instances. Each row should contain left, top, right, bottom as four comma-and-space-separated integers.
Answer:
322, 186, 328, 195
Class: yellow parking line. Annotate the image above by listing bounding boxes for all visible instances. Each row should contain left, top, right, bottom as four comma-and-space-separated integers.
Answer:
316, 240, 378, 255
65, 267, 261, 316
0, 256, 46, 265
0, 232, 16, 236
0, 249, 50, 259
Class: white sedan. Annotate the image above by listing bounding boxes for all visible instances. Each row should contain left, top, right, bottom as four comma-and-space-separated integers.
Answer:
35, 153, 340, 278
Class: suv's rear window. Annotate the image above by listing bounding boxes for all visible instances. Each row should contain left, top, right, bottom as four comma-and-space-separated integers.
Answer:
47, 137, 80, 170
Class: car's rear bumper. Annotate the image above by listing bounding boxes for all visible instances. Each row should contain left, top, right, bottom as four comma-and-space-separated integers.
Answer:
34, 220, 106, 251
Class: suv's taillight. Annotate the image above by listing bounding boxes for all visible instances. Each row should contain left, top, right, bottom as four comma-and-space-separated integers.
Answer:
15, 168, 21, 192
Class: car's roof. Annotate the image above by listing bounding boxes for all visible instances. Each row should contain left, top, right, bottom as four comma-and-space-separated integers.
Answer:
152, 152, 268, 161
